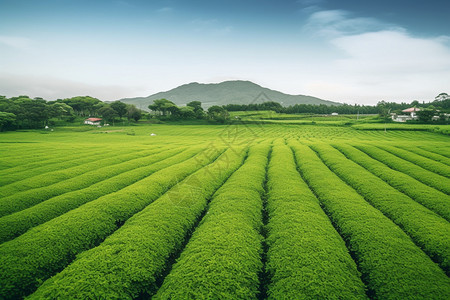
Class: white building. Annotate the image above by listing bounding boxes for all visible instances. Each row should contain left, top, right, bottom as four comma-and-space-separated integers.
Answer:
84, 118, 102, 125
392, 107, 420, 122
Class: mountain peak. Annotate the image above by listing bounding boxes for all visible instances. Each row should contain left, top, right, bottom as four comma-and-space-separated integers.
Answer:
181, 80, 260, 88
119, 80, 340, 109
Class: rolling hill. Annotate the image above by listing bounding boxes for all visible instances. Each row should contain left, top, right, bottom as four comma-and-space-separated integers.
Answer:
119, 80, 341, 110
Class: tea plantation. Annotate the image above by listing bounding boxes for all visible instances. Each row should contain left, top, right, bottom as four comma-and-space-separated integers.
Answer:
0, 123, 449, 299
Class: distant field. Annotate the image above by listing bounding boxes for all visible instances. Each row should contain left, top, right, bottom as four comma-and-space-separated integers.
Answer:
0, 123, 449, 299
352, 123, 450, 135
231, 111, 376, 119
229, 111, 450, 134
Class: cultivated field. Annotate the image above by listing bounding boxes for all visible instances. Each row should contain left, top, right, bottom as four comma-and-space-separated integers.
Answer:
0, 123, 449, 299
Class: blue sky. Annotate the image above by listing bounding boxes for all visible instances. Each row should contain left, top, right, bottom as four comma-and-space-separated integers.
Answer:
0, 0, 449, 104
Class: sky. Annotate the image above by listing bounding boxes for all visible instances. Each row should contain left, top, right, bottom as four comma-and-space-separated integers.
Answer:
0, 0, 449, 105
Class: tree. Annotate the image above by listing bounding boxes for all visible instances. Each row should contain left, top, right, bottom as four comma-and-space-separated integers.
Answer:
207, 106, 229, 123
376, 101, 391, 122
435, 93, 449, 102
166, 104, 180, 118
178, 106, 196, 119
417, 108, 435, 123
260, 101, 283, 112
62, 96, 102, 116
410, 100, 420, 107
51, 102, 74, 120
110, 101, 127, 119
0, 112, 16, 131
187, 101, 205, 119
187, 101, 202, 111
433, 93, 450, 111
126, 105, 142, 122
98, 106, 118, 123
148, 99, 177, 116
93, 102, 108, 113
10, 97, 52, 128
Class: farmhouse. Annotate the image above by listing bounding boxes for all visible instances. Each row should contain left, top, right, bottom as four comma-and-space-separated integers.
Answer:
402, 107, 420, 118
84, 118, 102, 125
392, 107, 420, 122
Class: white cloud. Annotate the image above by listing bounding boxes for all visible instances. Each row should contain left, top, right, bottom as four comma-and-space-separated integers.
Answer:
305, 10, 398, 36
0, 35, 32, 50
303, 32, 450, 103
332, 31, 450, 74
297, 0, 326, 13
296, 9, 450, 103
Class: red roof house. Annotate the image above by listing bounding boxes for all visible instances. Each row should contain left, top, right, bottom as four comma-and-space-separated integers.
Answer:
402, 107, 421, 113
84, 118, 102, 125
392, 107, 420, 122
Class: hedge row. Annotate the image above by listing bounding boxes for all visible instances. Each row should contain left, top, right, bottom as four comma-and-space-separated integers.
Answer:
0, 147, 169, 217
0, 149, 60, 169
355, 144, 450, 195
0, 146, 104, 170
289, 140, 450, 299
0, 147, 189, 243
0, 146, 221, 299
0, 147, 118, 186
312, 143, 450, 274
265, 141, 367, 299
377, 145, 450, 178
0, 147, 162, 199
419, 145, 450, 158
333, 143, 450, 221
29, 146, 247, 299
155, 144, 269, 299
396, 145, 450, 166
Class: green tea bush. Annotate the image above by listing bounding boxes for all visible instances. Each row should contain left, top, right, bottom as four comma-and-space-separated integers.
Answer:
377, 145, 450, 178
333, 143, 450, 221
0, 148, 116, 186
355, 144, 450, 194
265, 141, 366, 299
0, 148, 167, 217
0, 147, 162, 198
396, 145, 450, 166
289, 140, 450, 299
0, 149, 69, 170
419, 145, 450, 158
0, 147, 190, 243
29, 147, 246, 299
0, 146, 222, 299
312, 143, 450, 273
155, 144, 269, 299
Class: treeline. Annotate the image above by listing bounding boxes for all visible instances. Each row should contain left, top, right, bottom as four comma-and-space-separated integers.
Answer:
378, 93, 450, 111
224, 102, 379, 114
148, 99, 229, 123
0, 96, 143, 131
223, 93, 450, 115
147, 99, 381, 122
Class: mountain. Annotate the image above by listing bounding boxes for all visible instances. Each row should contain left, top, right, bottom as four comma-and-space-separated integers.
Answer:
119, 80, 341, 110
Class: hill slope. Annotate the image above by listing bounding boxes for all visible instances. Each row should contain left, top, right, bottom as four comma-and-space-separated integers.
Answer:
119, 80, 341, 109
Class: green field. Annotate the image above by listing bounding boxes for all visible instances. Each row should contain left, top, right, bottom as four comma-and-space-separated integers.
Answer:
0, 122, 449, 299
